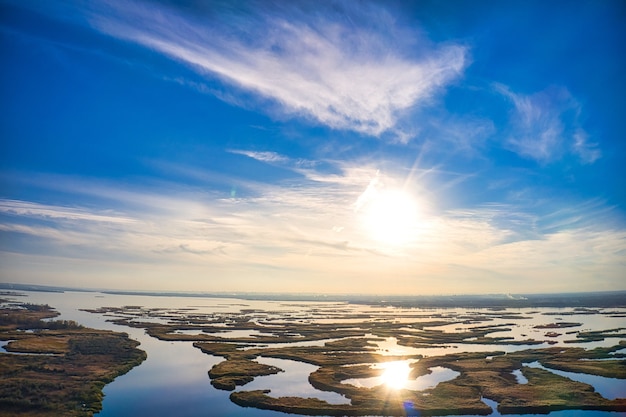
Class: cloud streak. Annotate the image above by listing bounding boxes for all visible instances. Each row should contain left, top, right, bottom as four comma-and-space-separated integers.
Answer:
229, 150, 289, 164
496, 84, 600, 164
87, 0, 467, 137
1, 163, 624, 293
0, 199, 134, 224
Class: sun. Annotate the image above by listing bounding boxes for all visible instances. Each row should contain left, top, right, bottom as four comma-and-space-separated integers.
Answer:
361, 189, 419, 245
379, 361, 412, 389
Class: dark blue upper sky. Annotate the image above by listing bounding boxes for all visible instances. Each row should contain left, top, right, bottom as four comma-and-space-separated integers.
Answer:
1, 0, 624, 294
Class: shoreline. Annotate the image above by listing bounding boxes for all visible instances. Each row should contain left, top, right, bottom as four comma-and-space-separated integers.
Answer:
0, 299, 146, 416
85, 301, 625, 416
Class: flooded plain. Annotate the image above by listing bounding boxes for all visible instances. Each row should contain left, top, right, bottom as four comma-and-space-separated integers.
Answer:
3, 290, 625, 417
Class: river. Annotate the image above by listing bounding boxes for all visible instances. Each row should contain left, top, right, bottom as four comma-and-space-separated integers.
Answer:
5, 290, 624, 417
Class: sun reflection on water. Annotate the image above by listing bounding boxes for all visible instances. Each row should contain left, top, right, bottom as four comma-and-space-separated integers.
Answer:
380, 361, 412, 389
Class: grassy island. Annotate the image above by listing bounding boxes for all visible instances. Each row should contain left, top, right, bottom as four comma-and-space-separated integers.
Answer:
85, 302, 626, 416
208, 359, 283, 390
0, 301, 146, 416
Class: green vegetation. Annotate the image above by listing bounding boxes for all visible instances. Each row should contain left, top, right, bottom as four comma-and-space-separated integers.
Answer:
208, 359, 282, 390
0, 303, 146, 416
424, 348, 626, 415
85, 303, 626, 416
569, 328, 626, 343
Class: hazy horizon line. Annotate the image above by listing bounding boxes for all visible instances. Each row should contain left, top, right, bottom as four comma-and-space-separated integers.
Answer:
2, 282, 625, 301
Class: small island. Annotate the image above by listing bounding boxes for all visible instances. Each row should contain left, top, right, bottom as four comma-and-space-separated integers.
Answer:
0, 299, 146, 416
84, 302, 626, 416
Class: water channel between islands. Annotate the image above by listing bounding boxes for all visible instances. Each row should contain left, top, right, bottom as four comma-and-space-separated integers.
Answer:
9, 290, 626, 417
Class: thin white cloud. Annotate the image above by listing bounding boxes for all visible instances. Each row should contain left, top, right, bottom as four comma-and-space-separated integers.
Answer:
2, 167, 624, 293
87, 0, 467, 137
0, 199, 134, 224
572, 129, 601, 164
495, 84, 600, 164
229, 150, 288, 164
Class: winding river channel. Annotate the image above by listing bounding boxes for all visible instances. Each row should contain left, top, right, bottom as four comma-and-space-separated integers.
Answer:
6, 290, 625, 417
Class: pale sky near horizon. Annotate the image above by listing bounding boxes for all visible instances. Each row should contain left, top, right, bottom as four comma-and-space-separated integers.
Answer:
1, 0, 625, 295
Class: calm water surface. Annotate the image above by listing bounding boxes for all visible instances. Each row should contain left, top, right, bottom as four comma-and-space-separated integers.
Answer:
524, 361, 625, 400
8, 291, 625, 417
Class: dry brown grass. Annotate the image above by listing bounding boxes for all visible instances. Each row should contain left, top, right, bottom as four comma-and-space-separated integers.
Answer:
0, 303, 146, 417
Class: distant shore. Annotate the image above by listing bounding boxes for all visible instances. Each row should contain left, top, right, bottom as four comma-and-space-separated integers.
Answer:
2, 283, 625, 308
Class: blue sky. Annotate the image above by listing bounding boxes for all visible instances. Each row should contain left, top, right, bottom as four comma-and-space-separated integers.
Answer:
1, 0, 624, 294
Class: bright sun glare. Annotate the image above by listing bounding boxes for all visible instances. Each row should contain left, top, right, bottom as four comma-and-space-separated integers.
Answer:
380, 361, 411, 389
362, 190, 419, 245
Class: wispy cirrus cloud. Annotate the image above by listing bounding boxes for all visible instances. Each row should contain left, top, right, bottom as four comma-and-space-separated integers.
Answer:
85, 0, 467, 137
572, 130, 601, 165
0, 199, 134, 224
2, 164, 624, 293
228, 150, 289, 164
495, 84, 600, 164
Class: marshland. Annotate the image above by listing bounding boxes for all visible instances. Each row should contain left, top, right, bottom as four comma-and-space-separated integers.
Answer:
1, 289, 624, 416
